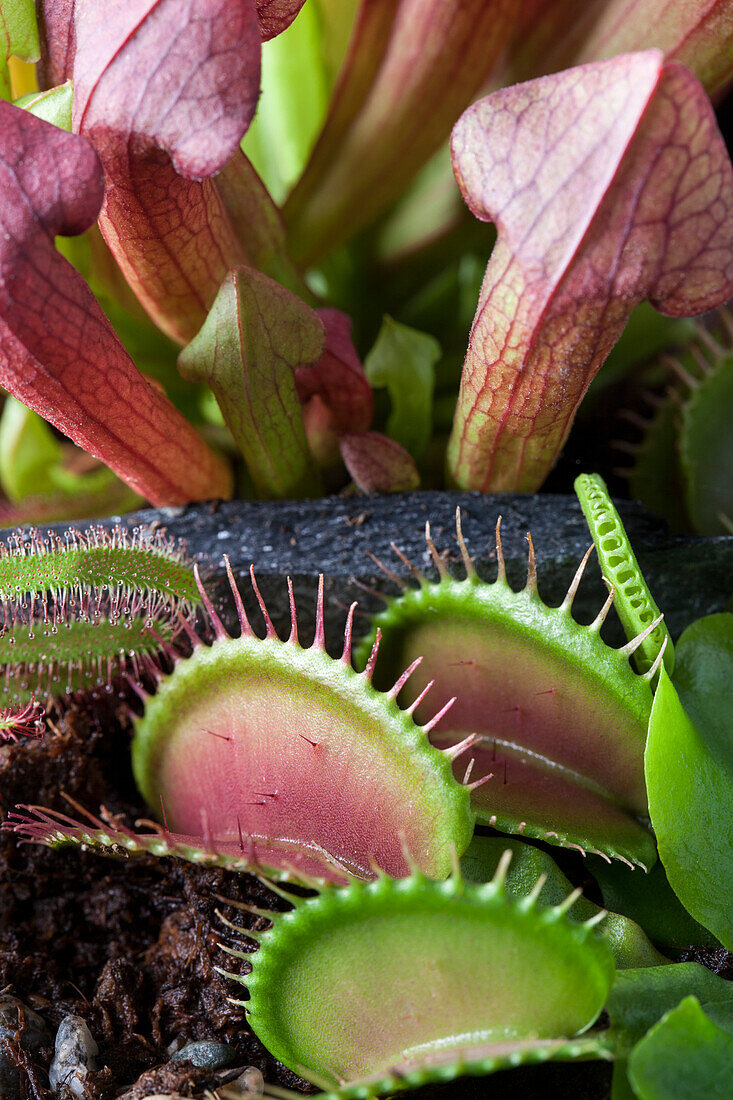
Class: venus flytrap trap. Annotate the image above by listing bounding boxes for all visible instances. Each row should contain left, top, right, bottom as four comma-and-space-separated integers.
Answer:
224, 853, 616, 1098
624, 310, 733, 536
11, 556, 477, 883
354, 510, 661, 868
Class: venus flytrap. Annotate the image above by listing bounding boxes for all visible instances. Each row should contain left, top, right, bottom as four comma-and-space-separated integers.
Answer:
354, 511, 660, 868
228, 854, 616, 1098
626, 311, 733, 536
5, 503, 732, 1097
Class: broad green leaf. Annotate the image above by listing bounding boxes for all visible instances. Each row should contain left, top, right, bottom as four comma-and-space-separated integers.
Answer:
0, 0, 39, 100
608, 963, 733, 1047
628, 997, 733, 1100
179, 268, 324, 500
461, 837, 667, 969
0, 396, 61, 500
608, 964, 733, 1100
673, 614, 733, 774
15, 79, 72, 128
242, 1, 329, 203
364, 316, 440, 460
587, 857, 719, 950
645, 667, 733, 949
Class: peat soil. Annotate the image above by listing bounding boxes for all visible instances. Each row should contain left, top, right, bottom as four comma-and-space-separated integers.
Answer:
0, 693, 728, 1100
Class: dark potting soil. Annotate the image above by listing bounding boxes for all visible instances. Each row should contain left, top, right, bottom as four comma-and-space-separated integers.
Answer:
0, 686, 725, 1100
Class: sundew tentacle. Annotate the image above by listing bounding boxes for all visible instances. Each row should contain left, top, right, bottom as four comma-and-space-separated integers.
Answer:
354, 512, 657, 868
239, 860, 615, 1096
574, 473, 672, 675
0, 523, 199, 605
0, 523, 199, 705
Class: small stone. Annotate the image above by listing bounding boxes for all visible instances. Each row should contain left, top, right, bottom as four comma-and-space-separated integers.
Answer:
0, 994, 50, 1100
170, 1040, 236, 1070
235, 1066, 265, 1096
49, 1015, 99, 1097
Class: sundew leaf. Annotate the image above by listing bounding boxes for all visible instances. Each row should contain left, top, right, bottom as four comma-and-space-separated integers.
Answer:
364, 316, 441, 461
71, 0, 261, 344
628, 997, 733, 1100
244, 868, 615, 1093
679, 350, 733, 535
645, 667, 733, 949
179, 268, 324, 500
284, 0, 518, 265
461, 836, 667, 969
0, 0, 39, 100
447, 51, 733, 492
0, 101, 233, 504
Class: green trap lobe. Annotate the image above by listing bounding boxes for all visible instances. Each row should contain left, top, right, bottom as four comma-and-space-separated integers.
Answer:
132, 636, 473, 881
246, 874, 615, 1087
362, 569, 654, 866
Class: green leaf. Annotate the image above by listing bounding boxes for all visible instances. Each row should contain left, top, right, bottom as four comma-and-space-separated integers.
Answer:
645, 667, 733, 949
608, 963, 733, 1047
364, 316, 440, 460
15, 80, 72, 129
673, 614, 733, 774
461, 837, 667, 969
607, 964, 733, 1100
311, 0, 359, 91
0, 0, 39, 100
241, 2, 329, 203
179, 268, 324, 500
628, 997, 733, 1100
0, 396, 62, 500
587, 857, 719, 950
